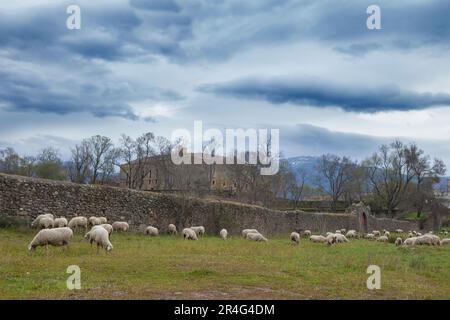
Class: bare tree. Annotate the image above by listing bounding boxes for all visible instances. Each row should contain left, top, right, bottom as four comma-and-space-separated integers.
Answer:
405, 143, 446, 217
0, 147, 21, 174
364, 141, 415, 217
288, 167, 307, 210
68, 140, 92, 183
315, 154, 353, 211
87, 135, 113, 184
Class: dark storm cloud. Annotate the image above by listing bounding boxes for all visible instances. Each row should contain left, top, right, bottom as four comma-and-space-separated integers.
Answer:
199, 76, 450, 112
0, 68, 181, 120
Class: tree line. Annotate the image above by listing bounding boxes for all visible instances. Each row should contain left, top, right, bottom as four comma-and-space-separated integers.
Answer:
0, 135, 446, 218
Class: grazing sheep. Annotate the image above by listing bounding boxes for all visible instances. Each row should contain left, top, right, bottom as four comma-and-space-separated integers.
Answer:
395, 229, 403, 233
88, 226, 113, 253
99, 224, 113, 235
190, 226, 205, 237
88, 216, 102, 226
365, 233, 375, 240
168, 224, 177, 235
326, 232, 334, 236
28, 227, 73, 253
182, 228, 198, 240
303, 230, 311, 237
412, 231, 418, 236
68, 216, 88, 231
395, 237, 403, 246
340, 229, 346, 234
345, 230, 357, 238
246, 232, 268, 242
440, 238, 450, 246
290, 232, 300, 245
242, 229, 259, 238
39, 217, 54, 229
372, 230, 381, 236
99, 217, 107, 224
335, 234, 349, 243
407, 232, 414, 238
31, 214, 54, 228
377, 235, 389, 242
335, 230, 342, 234
310, 235, 327, 243
403, 237, 417, 246
326, 234, 336, 246
384, 231, 390, 237
112, 221, 129, 232
145, 226, 159, 236
416, 234, 440, 246
220, 229, 228, 240
53, 217, 68, 228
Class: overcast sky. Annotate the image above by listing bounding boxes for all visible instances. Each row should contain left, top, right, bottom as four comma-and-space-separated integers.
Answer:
1, 0, 450, 165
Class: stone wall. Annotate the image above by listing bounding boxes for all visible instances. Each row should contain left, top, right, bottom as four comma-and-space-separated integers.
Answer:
0, 173, 422, 235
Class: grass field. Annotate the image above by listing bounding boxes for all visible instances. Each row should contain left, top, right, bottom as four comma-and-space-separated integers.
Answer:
0, 228, 449, 300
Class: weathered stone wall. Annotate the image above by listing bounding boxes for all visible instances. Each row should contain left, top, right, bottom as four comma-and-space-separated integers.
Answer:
0, 173, 421, 235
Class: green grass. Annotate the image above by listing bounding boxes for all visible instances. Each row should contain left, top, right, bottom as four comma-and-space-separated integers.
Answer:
0, 228, 449, 300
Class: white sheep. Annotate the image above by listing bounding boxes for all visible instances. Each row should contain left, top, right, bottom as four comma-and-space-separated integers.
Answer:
335, 230, 342, 234
376, 235, 389, 242
28, 227, 73, 253
168, 224, 177, 235
303, 230, 311, 237
145, 226, 159, 236
68, 216, 88, 231
88, 216, 102, 226
220, 229, 228, 240
403, 237, 417, 246
335, 234, 349, 243
246, 232, 268, 242
384, 231, 390, 237
53, 217, 68, 228
30, 214, 54, 228
190, 226, 205, 237
290, 232, 300, 245
440, 238, 450, 246
345, 230, 357, 238
99, 217, 108, 224
395, 229, 403, 233
395, 237, 403, 246
182, 228, 198, 240
112, 221, 129, 232
416, 234, 440, 246
310, 235, 327, 243
372, 230, 381, 236
407, 232, 414, 238
99, 223, 113, 235
242, 229, 259, 238
326, 232, 334, 236
88, 226, 113, 252
340, 228, 346, 234
365, 233, 375, 240
326, 233, 336, 246
39, 217, 54, 229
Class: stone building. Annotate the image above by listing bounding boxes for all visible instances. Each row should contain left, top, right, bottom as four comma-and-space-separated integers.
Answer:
119, 153, 237, 192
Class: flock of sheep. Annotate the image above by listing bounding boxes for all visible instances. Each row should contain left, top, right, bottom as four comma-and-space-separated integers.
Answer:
290, 228, 450, 247
27, 213, 450, 253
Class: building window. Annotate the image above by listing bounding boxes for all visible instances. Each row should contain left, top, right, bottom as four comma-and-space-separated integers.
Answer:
149, 170, 152, 178
155, 179, 158, 184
